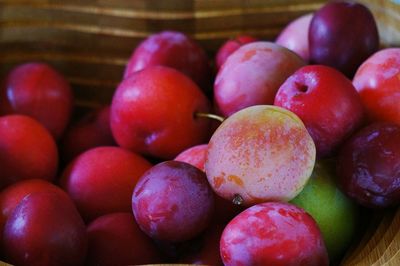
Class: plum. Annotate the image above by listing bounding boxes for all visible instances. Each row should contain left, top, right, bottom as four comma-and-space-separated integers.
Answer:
337, 122, 400, 208
86, 212, 161, 266
215, 35, 258, 71
132, 161, 214, 242
124, 31, 211, 91
276, 13, 313, 61
2, 191, 87, 266
60, 146, 152, 222
111, 66, 212, 160
0, 115, 58, 189
174, 144, 208, 171
60, 106, 115, 163
309, 1, 379, 77
0, 62, 73, 139
353, 48, 400, 125
214, 41, 305, 117
220, 202, 328, 266
205, 105, 316, 206
274, 65, 364, 157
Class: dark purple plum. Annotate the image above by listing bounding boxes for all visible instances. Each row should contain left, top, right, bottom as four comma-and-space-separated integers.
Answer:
309, 1, 379, 77
337, 123, 400, 208
132, 161, 214, 242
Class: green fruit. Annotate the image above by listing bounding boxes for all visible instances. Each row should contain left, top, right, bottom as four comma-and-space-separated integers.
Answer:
291, 160, 359, 260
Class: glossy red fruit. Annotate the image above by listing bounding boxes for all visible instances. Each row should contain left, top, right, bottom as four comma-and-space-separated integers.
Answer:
124, 31, 211, 90
215, 35, 258, 71
111, 66, 212, 160
2, 191, 87, 266
0, 180, 66, 240
132, 161, 214, 242
353, 48, 400, 125
0, 115, 58, 189
86, 213, 161, 266
60, 106, 115, 163
0, 62, 73, 139
309, 1, 379, 77
214, 42, 305, 117
337, 123, 400, 208
60, 146, 152, 222
276, 13, 313, 62
274, 65, 364, 157
220, 202, 329, 266
174, 144, 208, 171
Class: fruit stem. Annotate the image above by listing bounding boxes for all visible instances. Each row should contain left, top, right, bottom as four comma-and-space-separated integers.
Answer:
195, 112, 225, 123
232, 194, 244, 205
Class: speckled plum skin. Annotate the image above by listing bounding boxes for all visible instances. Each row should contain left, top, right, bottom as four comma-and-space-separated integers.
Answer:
60, 146, 152, 222
124, 31, 211, 90
215, 35, 258, 71
276, 13, 313, 62
111, 66, 212, 160
60, 106, 115, 163
205, 105, 316, 206
214, 41, 305, 117
274, 65, 364, 157
132, 161, 214, 242
3, 191, 87, 266
220, 202, 328, 266
309, 1, 379, 77
174, 144, 208, 171
0, 62, 73, 139
337, 123, 400, 208
353, 48, 400, 125
0, 115, 58, 189
86, 213, 161, 266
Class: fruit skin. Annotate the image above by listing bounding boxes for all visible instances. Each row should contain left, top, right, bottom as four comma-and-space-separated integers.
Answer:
214, 41, 305, 117
353, 48, 400, 125
291, 160, 359, 261
86, 212, 161, 266
0, 62, 73, 139
132, 161, 214, 242
0, 115, 58, 189
276, 13, 313, 62
124, 31, 211, 90
337, 122, 400, 208
111, 66, 212, 159
179, 222, 225, 266
60, 106, 115, 163
0, 180, 67, 242
220, 202, 328, 266
174, 144, 208, 171
215, 35, 258, 71
205, 105, 316, 206
309, 1, 379, 77
59, 146, 152, 222
274, 65, 364, 157
2, 191, 87, 266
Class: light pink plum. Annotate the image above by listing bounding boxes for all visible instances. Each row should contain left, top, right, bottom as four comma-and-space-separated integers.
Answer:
276, 13, 313, 62
214, 42, 305, 117
205, 105, 316, 206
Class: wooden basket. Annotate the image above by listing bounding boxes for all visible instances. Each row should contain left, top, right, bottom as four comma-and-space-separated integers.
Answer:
0, 0, 400, 265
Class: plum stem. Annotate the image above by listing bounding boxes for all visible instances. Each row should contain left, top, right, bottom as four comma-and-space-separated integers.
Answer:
232, 194, 244, 205
195, 112, 225, 123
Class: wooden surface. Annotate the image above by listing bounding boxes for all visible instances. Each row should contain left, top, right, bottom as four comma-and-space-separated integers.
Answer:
0, 1, 400, 265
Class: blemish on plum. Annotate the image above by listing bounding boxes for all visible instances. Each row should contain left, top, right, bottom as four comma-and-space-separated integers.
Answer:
213, 176, 225, 189
228, 175, 244, 187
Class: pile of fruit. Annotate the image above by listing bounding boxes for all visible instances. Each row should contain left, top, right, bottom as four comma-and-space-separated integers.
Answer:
0, 1, 399, 265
